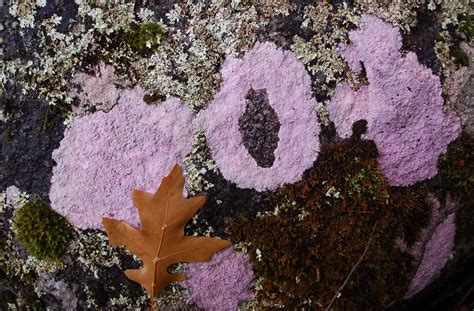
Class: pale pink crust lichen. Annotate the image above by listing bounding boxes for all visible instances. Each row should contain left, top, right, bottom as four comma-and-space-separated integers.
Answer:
182, 247, 254, 311
396, 194, 458, 299
49, 86, 193, 229
326, 15, 461, 186
198, 41, 320, 191
70, 62, 127, 115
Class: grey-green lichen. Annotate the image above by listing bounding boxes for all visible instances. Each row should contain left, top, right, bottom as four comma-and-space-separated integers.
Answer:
3, 0, 292, 113
290, 3, 361, 95
134, 0, 268, 113
427, 0, 471, 29
184, 130, 218, 195
354, 0, 425, 31
3, 2, 143, 106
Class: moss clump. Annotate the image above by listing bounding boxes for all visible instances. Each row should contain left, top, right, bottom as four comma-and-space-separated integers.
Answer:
460, 14, 474, 40
228, 122, 430, 309
429, 133, 474, 246
14, 201, 74, 261
126, 22, 166, 56
450, 45, 470, 66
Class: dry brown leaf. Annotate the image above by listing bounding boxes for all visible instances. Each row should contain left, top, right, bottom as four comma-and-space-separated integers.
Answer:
102, 164, 231, 308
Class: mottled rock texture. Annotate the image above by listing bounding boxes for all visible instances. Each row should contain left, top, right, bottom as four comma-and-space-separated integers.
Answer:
70, 62, 127, 115
327, 15, 461, 186
49, 87, 193, 229
238, 88, 280, 168
446, 43, 474, 136
183, 247, 254, 311
198, 41, 320, 191
186, 171, 271, 238
1, 88, 65, 201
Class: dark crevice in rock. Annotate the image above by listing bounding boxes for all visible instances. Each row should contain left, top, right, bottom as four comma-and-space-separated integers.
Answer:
238, 88, 280, 168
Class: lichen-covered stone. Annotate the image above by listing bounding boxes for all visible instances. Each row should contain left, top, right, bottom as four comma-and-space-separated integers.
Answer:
70, 62, 128, 115
198, 41, 320, 191
327, 15, 462, 186
182, 247, 254, 311
446, 43, 474, 136
49, 86, 193, 229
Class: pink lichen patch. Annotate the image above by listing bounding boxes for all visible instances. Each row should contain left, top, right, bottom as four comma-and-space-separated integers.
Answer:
197, 41, 320, 191
326, 15, 461, 186
182, 247, 254, 311
70, 62, 128, 115
49, 86, 193, 229
396, 194, 458, 299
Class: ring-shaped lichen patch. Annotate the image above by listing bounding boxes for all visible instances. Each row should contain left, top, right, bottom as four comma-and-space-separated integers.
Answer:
198, 42, 320, 191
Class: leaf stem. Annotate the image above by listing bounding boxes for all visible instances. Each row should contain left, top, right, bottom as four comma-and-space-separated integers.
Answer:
150, 188, 171, 311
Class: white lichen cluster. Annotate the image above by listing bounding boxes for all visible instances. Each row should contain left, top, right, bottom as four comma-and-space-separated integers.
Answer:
135, 0, 268, 112
316, 102, 330, 127
431, 1, 472, 80
190, 212, 217, 238
184, 130, 218, 195
435, 31, 460, 78
427, 0, 471, 28
155, 283, 190, 309
291, 3, 361, 95
67, 230, 122, 279
354, 0, 425, 31
2, 1, 146, 105
8, 0, 46, 29
3, 0, 296, 114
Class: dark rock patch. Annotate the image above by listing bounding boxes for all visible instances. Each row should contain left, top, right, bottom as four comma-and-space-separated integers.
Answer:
186, 171, 273, 238
238, 88, 280, 168
403, 9, 442, 78
1, 84, 65, 201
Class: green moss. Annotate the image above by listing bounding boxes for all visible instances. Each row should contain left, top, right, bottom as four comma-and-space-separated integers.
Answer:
228, 123, 430, 309
460, 14, 474, 40
14, 201, 74, 262
450, 45, 470, 66
126, 22, 166, 56
429, 133, 474, 246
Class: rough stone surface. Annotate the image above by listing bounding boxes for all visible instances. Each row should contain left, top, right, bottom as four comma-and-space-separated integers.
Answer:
186, 170, 271, 238
1, 87, 65, 201
402, 9, 442, 77
49, 86, 194, 229
198, 41, 320, 191
70, 62, 128, 115
35, 272, 78, 310
182, 247, 254, 311
326, 15, 462, 186
238, 88, 280, 168
447, 43, 474, 136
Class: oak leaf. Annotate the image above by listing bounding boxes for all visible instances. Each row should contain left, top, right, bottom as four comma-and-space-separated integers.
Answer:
102, 164, 231, 307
